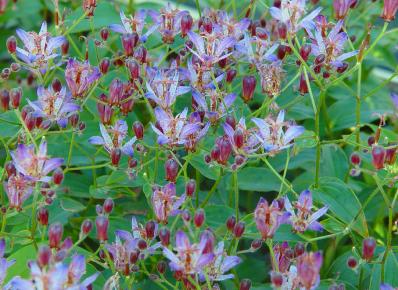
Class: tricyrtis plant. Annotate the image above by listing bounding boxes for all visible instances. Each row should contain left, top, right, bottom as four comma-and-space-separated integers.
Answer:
0, 0, 397, 289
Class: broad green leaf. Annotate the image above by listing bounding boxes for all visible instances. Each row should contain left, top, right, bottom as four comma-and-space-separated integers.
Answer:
237, 167, 280, 192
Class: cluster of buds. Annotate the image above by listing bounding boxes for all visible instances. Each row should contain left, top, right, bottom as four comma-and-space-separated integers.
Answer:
0, 87, 22, 111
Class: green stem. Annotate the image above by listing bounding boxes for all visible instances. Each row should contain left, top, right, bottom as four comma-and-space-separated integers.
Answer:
200, 168, 222, 208
233, 170, 239, 220
355, 63, 362, 147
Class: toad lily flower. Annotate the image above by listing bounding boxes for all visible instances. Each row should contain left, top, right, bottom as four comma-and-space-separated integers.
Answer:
310, 20, 358, 70
10, 139, 64, 183
151, 183, 186, 224
252, 110, 305, 154
151, 107, 203, 147
4, 174, 33, 211
254, 197, 290, 240
15, 21, 65, 71
28, 86, 80, 128
192, 89, 236, 124
89, 120, 137, 157
285, 190, 328, 233
201, 241, 241, 282
270, 0, 322, 35
223, 118, 260, 155
210, 10, 250, 40
163, 230, 215, 276
6, 255, 98, 290
187, 31, 236, 69
0, 239, 15, 287
296, 251, 323, 290
145, 70, 190, 109
65, 58, 100, 99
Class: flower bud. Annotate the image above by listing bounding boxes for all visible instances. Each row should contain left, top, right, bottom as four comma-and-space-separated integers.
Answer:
185, 179, 196, 197
100, 28, 109, 41
52, 78, 62, 92
315, 54, 325, 65
37, 245, 52, 268
100, 57, 110, 74
371, 146, 386, 170
138, 239, 147, 250
5, 162, 16, 177
96, 215, 109, 242
61, 40, 69, 55
233, 221, 245, 238
242, 76, 256, 103
200, 17, 213, 34
194, 209, 205, 227
25, 112, 36, 131
157, 261, 167, 274
299, 73, 309, 95
48, 222, 63, 249
134, 46, 147, 63
368, 136, 375, 146
336, 63, 348, 73
145, 220, 156, 239
181, 14, 193, 37
159, 227, 170, 246
270, 271, 283, 287
127, 59, 140, 79
1, 90, 9, 111
10, 87, 22, 109
277, 22, 287, 39
122, 33, 138, 56
52, 168, 64, 185
226, 69, 237, 83
226, 215, 236, 232
81, 219, 93, 235
381, 0, 398, 22
362, 237, 376, 261
219, 138, 232, 165
226, 115, 236, 129
10, 63, 20, 72
251, 239, 262, 250
294, 242, 305, 257
277, 44, 289, 60
299, 45, 311, 62
111, 148, 122, 166
350, 152, 361, 166
234, 129, 244, 148
347, 256, 357, 269
239, 278, 252, 290
6, 36, 17, 54
103, 198, 114, 214
130, 249, 140, 264
165, 158, 179, 183
133, 121, 144, 139
385, 147, 397, 165
182, 210, 191, 222
37, 207, 49, 226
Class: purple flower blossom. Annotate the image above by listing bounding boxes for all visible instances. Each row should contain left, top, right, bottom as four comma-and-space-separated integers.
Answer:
192, 89, 236, 124
145, 69, 190, 109
151, 183, 186, 224
89, 120, 137, 157
285, 190, 328, 232
109, 10, 154, 42
252, 110, 305, 154
151, 107, 206, 148
296, 251, 323, 289
28, 86, 80, 128
15, 22, 65, 70
4, 174, 33, 211
270, 0, 322, 35
0, 239, 15, 286
187, 31, 236, 69
310, 20, 358, 69
273, 242, 293, 273
236, 33, 278, 66
10, 139, 64, 182
254, 197, 290, 239
163, 230, 215, 275
65, 58, 100, 99
223, 118, 260, 155
208, 10, 250, 40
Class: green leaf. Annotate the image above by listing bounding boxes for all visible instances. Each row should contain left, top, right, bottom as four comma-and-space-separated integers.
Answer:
313, 177, 368, 237
5, 244, 36, 283
60, 198, 86, 212
237, 167, 280, 192
187, 152, 219, 181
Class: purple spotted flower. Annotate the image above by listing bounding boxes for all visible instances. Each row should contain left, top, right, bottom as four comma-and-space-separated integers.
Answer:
163, 230, 215, 275
28, 86, 80, 128
252, 110, 305, 154
208, 10, 250, 40
89, 120, 137, 157
285, 190, 328, 233
109, 10, 154, 42
187, 31, 236, 69
192, 89, 236, 124
149, 3, 190, 43
15, 21, 65, 70
65, 58, 100, 99
145, 69, 190, 109
6, 255, 98, 289
4, 174, 33, 211
223, 118, 260, 155
152, 183, 186, 224
0, 239, 15, 287
273, 242, 293, 273
151, 107, 205, 148
309, 20, 358, 70
296, 251, 323, 289
270, 0, 322, 35
201, 241, 241, 282
255, 197, 290, 240
236, 33, 278, 66
10, 140, 64, 183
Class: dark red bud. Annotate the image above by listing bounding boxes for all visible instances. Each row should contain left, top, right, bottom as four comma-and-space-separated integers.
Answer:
277, 45, 289, 60
127, 59, 140, 79
299, 45, 311, 61
100, 57, 110, 74
134, 46, 147, 63
226, 69, 237, 83
182, 210, 191, 222
299, 73, 309, 95
225, 115, 236, 129
25, 112, 36, 131
315, 54, 325, 64
133, 121, 144, 139
157, 261, 167, 274
1, 90, 10, 111
128, 158, 138, 168
61, 40, 69, 55
347, 256, 357, 268
48, 222, 63, 248
239, 278, 252, 290
277, 22, 287, 39
145, 220, 156, 239
10, 87, 22, 109
372, 146, 386, 170
270, 271, 283, 287
336, 63, 349, 73
6, 36, 17, 54
368, 136, 375, 146
185, 179, 196, 197
181, 14, 193, 37
194, 209, 205, 227
95, 215, 109, 242
37, 207, 49, 226
362, 237, 376, 261
10, 63, 21, 72
242, 76, 256, 103
52, 168, 64, 185
159, 227, 170, 246
122, 33, 138, 56
385, 147, 397, 165
52, 78, 62, 92
137, 239, 147, 250
201, 17, 213, 34
350, 152, 361, 166
251, 239, 262, 250
233, 221, 245, 238
165, 158, 179, 183
100, 28, 109, 41
294, 242, 305, 257
103, 198, 114, 214
234, 129, 244, 148
69, 114, 79, 127
219, 139, 232, 165
37, 245, 52, 268
111, 148, 122, 166
130, 249, 140, 264
226, 215, 236, 231
81, 219, 93, 235
5, 162, 16, 177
